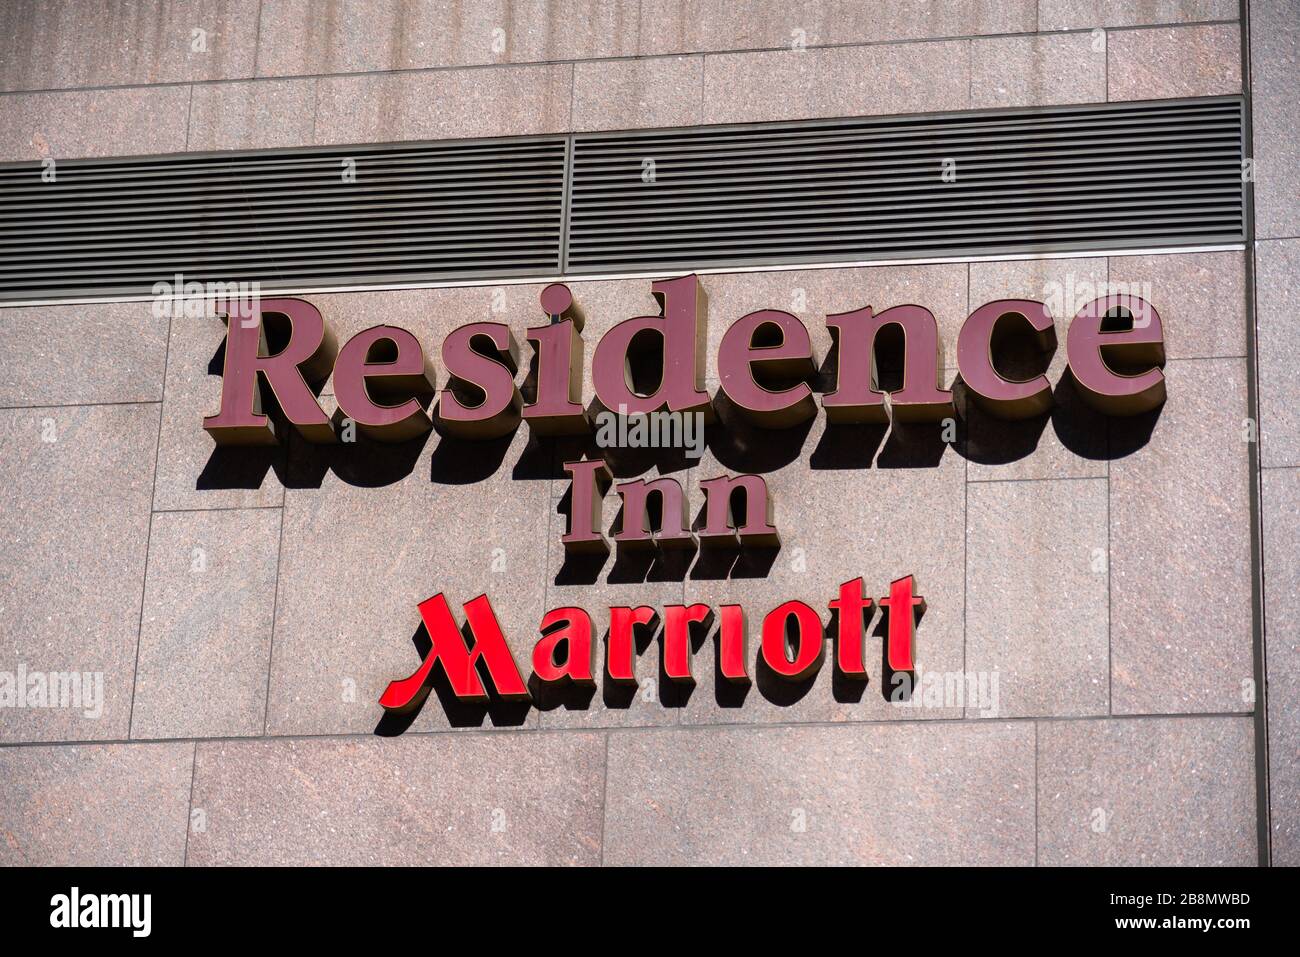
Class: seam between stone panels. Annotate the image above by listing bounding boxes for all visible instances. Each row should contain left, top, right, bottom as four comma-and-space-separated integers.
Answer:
962, 467, 969, 717
152, 503, 285, 514
0, 710, 1256, 751
127, 312, 172, 739
252, 0, 265, 79
1240, 0, 1271, 867
260, 501, 288, 736
1146, 353, 1252, 363
182, 740, 197, 867
1104, 21, 1111, 103
1251, 239, 1271, 861
1106, 465, 1112, 715
567, 63, 575, 133
540, 449, 555, 732
183, 83, 194, 152
599, 731, 610, 867
962, 262, 970, 717
0, 400, 164, 410
698, 51, 705, 122
636, 0, 645, 71
0, 21, 1244, 99
309, 77, 319, 143
1106, 253, 1112, 717
1033, 719, 1039, 867
965, 38, 972, 111
700, 53, 711, 123
967, 473, 1107, 485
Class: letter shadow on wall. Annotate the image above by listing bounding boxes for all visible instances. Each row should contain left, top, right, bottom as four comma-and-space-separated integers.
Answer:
807, 330, 950, 470
285, 424, 432, 489
289, 398, 528, 490
375, 619, 531, 734
946, 366, 1157, 469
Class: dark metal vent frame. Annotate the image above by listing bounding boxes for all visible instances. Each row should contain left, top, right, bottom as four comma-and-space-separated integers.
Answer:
0, 96, 1245, 302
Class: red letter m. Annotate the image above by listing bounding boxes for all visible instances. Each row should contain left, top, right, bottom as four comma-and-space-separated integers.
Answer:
379, 593, 529, 711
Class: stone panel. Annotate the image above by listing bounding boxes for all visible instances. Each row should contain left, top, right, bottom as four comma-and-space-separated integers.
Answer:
0, 403, 158, 743
604, 722, 1036, 865
1038, 716, 1256, 865
187, 732, 605, 865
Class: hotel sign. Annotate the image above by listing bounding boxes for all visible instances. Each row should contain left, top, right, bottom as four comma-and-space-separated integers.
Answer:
199, 274, 1166, 714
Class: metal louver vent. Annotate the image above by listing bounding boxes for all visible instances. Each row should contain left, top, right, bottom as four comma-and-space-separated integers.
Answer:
567, 98, 1245, 271
0, 98, 1243, 302
0, 138, 567, 300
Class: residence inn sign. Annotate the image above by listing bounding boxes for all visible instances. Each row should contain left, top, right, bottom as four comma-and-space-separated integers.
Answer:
199, 277, 1168, 716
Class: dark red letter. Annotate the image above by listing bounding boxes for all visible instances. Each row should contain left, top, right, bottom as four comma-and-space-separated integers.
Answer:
697, 474, 778, 547
1066, 295, 1166, 415
523, 283, 589, 435
822, 304, 953, 423
614, 477, 695, 549
591, 274, 711, 416
562, 459, 612, 553
438, 322, 523, 439
716, 309, 817, 427
333, 325, 435, 441
203, 297, 337, 444
957, 300, 1056, 420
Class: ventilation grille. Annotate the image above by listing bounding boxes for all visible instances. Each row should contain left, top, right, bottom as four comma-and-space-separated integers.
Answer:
568, 99, 1245, 271
0, 98, 1243, 301
0, 139, 567, 300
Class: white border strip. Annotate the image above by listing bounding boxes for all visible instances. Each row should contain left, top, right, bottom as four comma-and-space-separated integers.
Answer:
0, 243, 1245, 309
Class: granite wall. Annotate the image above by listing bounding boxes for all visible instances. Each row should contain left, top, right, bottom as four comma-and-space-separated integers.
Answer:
0, 0, 1292, 866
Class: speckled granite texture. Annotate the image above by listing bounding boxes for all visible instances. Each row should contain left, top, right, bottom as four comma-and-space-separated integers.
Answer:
0, 0, 1288, 866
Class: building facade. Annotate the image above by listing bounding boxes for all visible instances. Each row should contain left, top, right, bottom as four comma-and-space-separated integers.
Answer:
0, 0, 1296, 866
